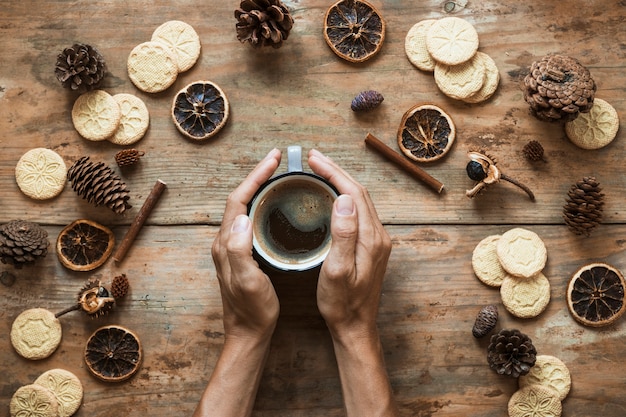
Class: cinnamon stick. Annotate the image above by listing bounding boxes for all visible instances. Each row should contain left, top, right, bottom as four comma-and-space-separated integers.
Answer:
364, 133, 444, 193
113, 179, 167, 263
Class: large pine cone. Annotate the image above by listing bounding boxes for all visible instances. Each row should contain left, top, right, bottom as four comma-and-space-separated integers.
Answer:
0, 220, 49, 268
522, 54, 595, 122
487, 329, 536, 378
563, 176, 604, 236
235, 0, 294, 49
55, 43, 106, 92
67, 156, 132, 214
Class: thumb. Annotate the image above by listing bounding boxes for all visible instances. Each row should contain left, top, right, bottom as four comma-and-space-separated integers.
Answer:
323, 194, 358, 277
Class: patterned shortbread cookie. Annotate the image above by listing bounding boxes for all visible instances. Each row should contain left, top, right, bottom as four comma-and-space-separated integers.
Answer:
519, 355, 571, 401
565, 98, 620, 150
496, 228, 547, 278
10, 384, 59, 417
109, 93, 150, 145
35, 369, 83, 417
151, 20, 201, 72
127, 41, 178, 93
405, 20, 437, 71
500, 272, 551, 318
11, 308, 62, 360
71, 90, 121, 141
463, 52, 500, 104
15, 148, 67, 200
426, 17, 479, 65
508, 384, 562, 417
434, 53, 485, 100
472, 234, 507, 287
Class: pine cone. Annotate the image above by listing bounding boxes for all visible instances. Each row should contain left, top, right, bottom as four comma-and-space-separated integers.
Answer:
351, 90, 385, 112
235, 0, 294, 49
0, 220, 49, 268
487, 329, 537, 378
67, 156, 132, 214
522, 140, 545, 162
111, 274, 130, 299
115, 149, 145, 168
472, 305, 498, 338
563, 176, 604, 236
522, 54, 596, 122
55, 43, 106, 92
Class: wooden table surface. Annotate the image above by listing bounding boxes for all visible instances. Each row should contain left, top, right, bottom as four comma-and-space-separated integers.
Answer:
1, 1, 625, 416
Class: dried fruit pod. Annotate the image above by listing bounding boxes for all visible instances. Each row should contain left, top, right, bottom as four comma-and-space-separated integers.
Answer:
351, 90, 384, 112
115, 149, 145, 168
77, 279, 115, 318
472, 305, 498, 338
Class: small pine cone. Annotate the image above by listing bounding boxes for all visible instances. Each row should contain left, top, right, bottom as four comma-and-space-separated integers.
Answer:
522, 54, 596, 122
351, 90, 384, 112
487, 329, 537, 378
235, 0, 294, 49
115, 149, 145, 168
0, 220, 49, 268
111, 274, 130, 299
472, 305, 498, 338
67, 156, 132, 214
563, 176, 604, 236
55, 43, 106, 92
522, 140, 545, 162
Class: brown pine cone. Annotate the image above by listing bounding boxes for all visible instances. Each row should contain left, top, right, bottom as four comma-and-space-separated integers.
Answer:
115, 149, 145, 168
563, 176, 604, 236
472, 305, 498, 338
0, 220, 49, 268
111, 274, 130, 299
487, 329, 537, 377
55, 43, 106, 92
351, 90, 385, 112
235, 0, 294, 49
522, 54, 595, 122
522, 140, 545, 162
67, 156, 132, 214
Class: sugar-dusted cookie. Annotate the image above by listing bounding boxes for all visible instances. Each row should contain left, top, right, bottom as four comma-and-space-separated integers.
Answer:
71, 90, 121, 141
500, 272, 551, 318
426, 17, 478, 65
508, 384, 562, 417
35, 369, 83, 417
434, 53, 485, 100
109, 93, 150, 145
565, 98, 619, 150
463, 52, 500, 103
405, 20, 436, 72
11, 308, 62, 360
151, 20, 201, 72
496, 228, 547, 278
10, 384, 59, 417
519, 355, 571, 401
15, 148, 67, 200
127, 41, 178, 93
472, 234, 507, 287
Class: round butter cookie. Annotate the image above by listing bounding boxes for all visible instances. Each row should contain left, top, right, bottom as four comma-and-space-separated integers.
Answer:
508, 384, 562, 417
109, 93, 150, 145
15, 148, 67, 200
151, 20, 201, 72
405, 20, 436, 71
35, 369, 83, 417
519, 355, 571, 401
471, 234, 507, 287
71, 90, 121, 141
426, 17, 478, 65
10, 384, 59, 417
434, 53, 485, 100
500, 272, 551, 318
565, 98, 619, 150
463, 52, 500, 103
11, 308, 62, 360
496, 228, 547, 278
127, 41, 178, 93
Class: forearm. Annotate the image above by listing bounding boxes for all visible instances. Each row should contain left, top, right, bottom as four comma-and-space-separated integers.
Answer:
193, 336, 272, 417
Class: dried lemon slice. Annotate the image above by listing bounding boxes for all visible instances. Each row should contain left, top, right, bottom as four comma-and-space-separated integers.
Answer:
56, 219, 115, 271
85, 325, 142, 382
172, 81, 229, 140
397, 104, 455, 162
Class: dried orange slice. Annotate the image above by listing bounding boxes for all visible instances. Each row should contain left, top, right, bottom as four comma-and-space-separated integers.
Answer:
56, 219, 115, 271
323, 0, 385, 63
84, 325, 142, 382
397, 104, 456, 162
171, 80, 229, 140
567, 262, 626, 327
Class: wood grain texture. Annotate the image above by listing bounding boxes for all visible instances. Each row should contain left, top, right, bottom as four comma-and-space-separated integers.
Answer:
1, 0, 626, 416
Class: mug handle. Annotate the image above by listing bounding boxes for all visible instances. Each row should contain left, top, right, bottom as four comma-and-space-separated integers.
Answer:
287, 145, 303, 173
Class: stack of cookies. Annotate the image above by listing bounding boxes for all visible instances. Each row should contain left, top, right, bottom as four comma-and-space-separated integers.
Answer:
405, 17, 500, 104
10, 369, 83, 417
472, 228, 551, 318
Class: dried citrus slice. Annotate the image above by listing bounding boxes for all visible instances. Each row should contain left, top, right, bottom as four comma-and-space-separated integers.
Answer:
56, 219, 115, 271
397, 104, 455, 162
323, 0, 385, 63
171, 80, 229, 140
567, 262, 626, 327
84, 325, 142, 382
